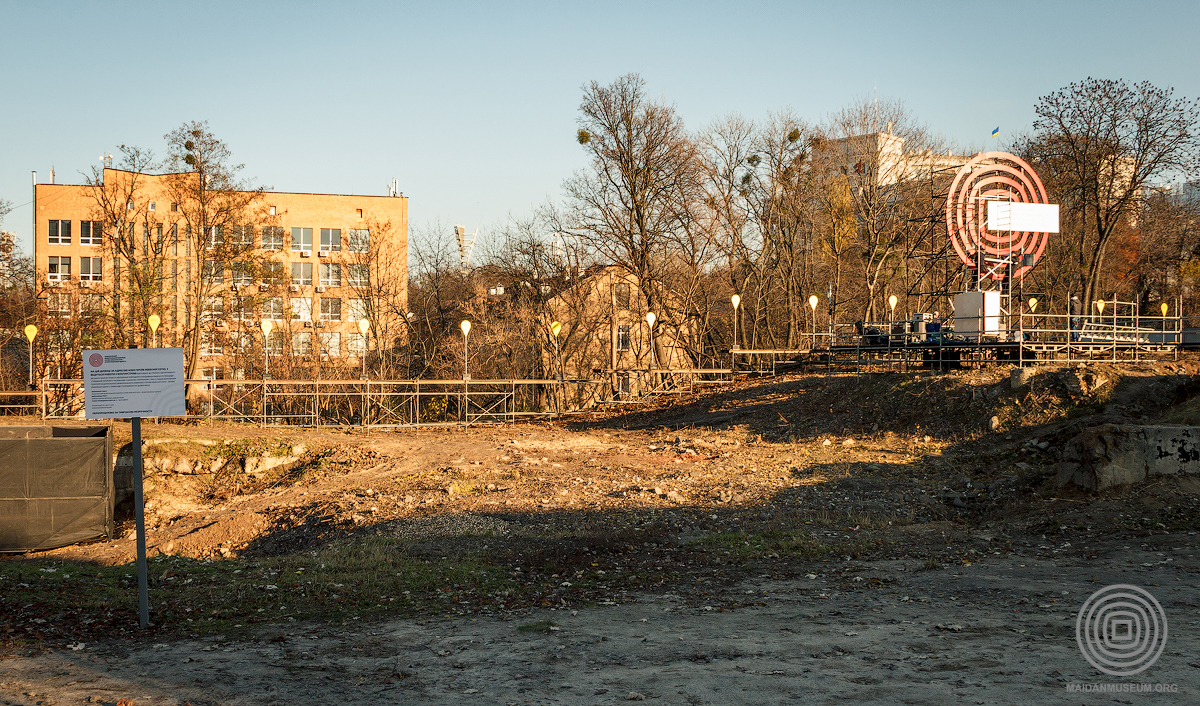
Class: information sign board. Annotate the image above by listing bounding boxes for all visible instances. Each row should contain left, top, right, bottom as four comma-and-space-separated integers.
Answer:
83, 348, 186, 419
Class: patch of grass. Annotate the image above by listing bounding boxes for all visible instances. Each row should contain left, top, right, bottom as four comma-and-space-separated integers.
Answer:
0, 536, 520, 645
921, 557, 942, 571
697, 530, 840, 559
517, 620, 558, 633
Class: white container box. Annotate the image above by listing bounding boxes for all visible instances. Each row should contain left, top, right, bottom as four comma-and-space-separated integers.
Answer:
954, 290, 1001, 336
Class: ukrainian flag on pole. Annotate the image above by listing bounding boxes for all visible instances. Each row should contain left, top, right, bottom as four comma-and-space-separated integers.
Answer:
991, 126, 1000, 138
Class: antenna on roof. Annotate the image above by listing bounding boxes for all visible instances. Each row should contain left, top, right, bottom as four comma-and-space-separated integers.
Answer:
455, 224, 478, 273
387, 178, 399, 197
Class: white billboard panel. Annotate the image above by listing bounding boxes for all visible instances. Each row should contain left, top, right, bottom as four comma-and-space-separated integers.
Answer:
986, 201, 1059, 233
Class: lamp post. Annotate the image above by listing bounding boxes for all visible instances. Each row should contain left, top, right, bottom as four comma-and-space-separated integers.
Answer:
1162, 302, 1171, 345
888, 295, 898, 347
460, 320, 471, 380
260, 319, 274, 428
645, 312, 657, 369
730, 294, 741, 351
148, 315, 161, 348
550, 321, 563, 414
808, 295, 819, 350
358, 318, 370, 380
24, 325, 37, 390
460, 320, 471, 423
550, 321, 563, 381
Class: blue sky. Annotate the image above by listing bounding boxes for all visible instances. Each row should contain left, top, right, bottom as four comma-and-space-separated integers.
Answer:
2, 0, 1196, 252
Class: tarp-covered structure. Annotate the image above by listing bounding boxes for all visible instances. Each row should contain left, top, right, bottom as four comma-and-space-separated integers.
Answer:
0, 426, 114, 553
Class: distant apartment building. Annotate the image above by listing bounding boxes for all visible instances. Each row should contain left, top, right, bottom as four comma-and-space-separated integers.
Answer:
32, 168, 408, 381
819, 125, 975, 187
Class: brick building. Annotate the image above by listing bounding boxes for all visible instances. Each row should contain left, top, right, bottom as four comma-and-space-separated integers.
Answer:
32, 168, 408, 381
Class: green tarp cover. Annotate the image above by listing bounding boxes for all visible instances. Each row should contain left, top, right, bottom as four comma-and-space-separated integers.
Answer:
0, 426, 113, 552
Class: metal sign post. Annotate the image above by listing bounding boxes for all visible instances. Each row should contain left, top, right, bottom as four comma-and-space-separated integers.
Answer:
83, 347, 186, 629
131, 415, 148, 628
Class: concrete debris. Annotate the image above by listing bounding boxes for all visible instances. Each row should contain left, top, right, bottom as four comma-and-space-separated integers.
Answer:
1056, 424, 1200, 491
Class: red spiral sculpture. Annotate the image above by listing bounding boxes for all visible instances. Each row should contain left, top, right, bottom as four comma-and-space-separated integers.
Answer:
945, 151, 1050, 281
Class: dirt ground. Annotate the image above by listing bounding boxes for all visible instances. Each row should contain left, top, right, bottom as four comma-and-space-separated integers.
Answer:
3, 362, 1200, 703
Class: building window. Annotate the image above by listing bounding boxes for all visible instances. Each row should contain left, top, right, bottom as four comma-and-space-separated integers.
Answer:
617, 325, 630, 351
262, 261, 285, 285
290, 227, 313, 252
347, 264, 369, 288
617, 373, 631, 398
48, 220, 71, 244
48, 256, 71, 280
171, 224, 179, 255
262, 226, 284, 250
80, 257, 102, 281
233, 296, 255, 320
205, 225, 223, 249
80, 220, 102, 246
319, 263, 341, 287
264, 331, 283, 355
318, 332, 341, 359
269, 205, 276, 216
614, 282, 631, 309
200, 366, 223, 384
320, 298, 341, 321
291, 262, 313, 286
48, 330, 72, 357
231, 262, 252, 286
231, 225, 253, 247
291, 297, 312, 322
291, 332, 311, 356
319, 228, 341, 251
148, 202, 156, 212
348, 332, 367, 357
348, 298, 368, 321
81, 293, 104, 317
487, 284, 505, 296
202, 261, 223, 284
48, 292, 71, 318
348, 229, 369, 253
201, 332, 223, 356
170, 202, 178, 212
263, 297, 285, 321
203, 296, 225, 323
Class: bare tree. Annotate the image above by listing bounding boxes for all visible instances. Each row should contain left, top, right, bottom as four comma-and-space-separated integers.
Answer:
1, 200, 37, 391
346, 216, 410, 378
159, 122, 269, 379
818, 98, 941, 321
1023, 78, 1200, 311
83, 146, 168, 349
564, 74, 704, 366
